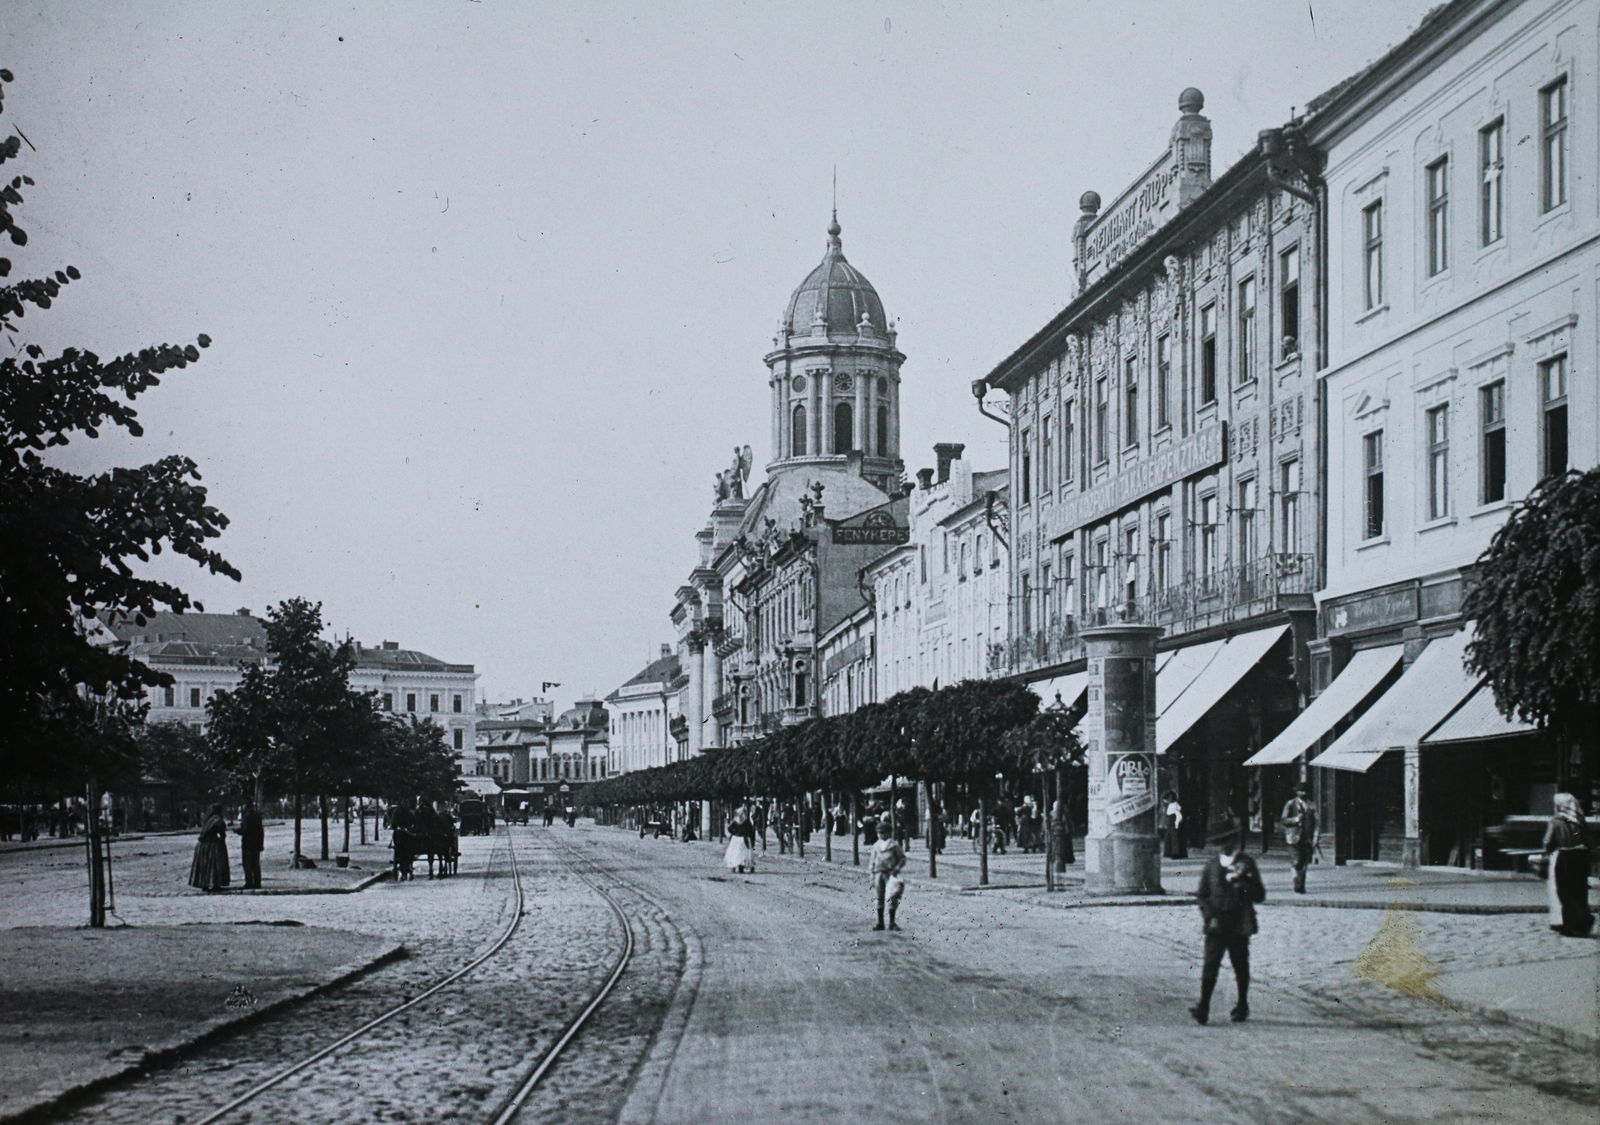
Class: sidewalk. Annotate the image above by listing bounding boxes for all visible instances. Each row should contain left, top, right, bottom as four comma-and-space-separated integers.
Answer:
0, 923, 402, 1123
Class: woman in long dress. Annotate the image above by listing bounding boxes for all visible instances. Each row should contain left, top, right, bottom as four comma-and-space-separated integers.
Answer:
189, 804, 231, 891
1543, 792, 1593, 936
724, 806, 754, 874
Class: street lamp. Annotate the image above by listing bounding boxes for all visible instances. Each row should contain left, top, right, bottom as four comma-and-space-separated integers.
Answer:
972, 379, 1010, 429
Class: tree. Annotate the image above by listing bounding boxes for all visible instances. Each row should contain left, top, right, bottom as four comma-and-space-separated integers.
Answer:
0, 69, 233, 797
1464, 468, 1600, 745
206, 599, 367, 863
372, 715, 460, 806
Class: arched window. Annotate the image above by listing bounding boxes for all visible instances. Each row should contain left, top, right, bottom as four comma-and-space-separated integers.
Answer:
834, 401, 853, 453
877, 405, 889, 457
791, 404, 807, 456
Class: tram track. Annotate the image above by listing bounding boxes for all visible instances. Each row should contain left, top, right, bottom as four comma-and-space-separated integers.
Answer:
165, 823, 640, 1125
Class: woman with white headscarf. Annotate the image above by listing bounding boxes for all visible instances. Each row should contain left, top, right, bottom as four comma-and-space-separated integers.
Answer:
1542, 792, 1594, 936
724, 805, 755, 874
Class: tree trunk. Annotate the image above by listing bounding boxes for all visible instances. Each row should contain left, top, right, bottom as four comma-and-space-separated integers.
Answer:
979, 791, 989, 886
359, 797, 367, 846
293, 789, 303, 865
86, 775, 105, 928
319, 794, 330, 861
1043, 771, 1054, 892
824, 791, 832, 862
342, 794, 351, 854
927, 783, 938, 880
851, 791, 859, 866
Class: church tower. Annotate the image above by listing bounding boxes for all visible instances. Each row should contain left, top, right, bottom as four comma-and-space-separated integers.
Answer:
764, 215, 905, 496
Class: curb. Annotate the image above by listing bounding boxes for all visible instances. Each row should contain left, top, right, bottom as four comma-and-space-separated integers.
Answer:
0, 940, 406, 1125
613, 878, 705, 1125
205, 867, 393, 896
1270, 898, 1547, 915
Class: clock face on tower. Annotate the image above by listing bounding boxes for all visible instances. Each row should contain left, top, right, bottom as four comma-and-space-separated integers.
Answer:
791, 374, 807, 393
834, 372, 853, 393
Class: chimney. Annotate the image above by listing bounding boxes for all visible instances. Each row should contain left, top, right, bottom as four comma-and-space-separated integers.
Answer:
235, 607, 252, 616
933, 443, 965, 484
660, 643, 673, 659
916, 468, 935, 490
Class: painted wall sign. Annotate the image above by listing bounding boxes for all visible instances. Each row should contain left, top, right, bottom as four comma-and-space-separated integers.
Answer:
1081, 151, 1181, 281
1325, 583, 1418, 635
1049, 423, 1226, 539
833, 509, 911, 545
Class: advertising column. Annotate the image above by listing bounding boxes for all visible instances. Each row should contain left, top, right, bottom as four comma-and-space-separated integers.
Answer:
1083, 624, 1163, 895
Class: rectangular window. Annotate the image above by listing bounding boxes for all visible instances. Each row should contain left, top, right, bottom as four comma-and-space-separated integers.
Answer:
383, 692, 393, 711
1542, 354, 1569, 477
1122, 526, 1139, 607
1237, 276, 1256, 384
1363, 201, 1384, 310
1542, 76, 1568, 212
1124, 355, 1139, 446
1200, 304, 1217, 404
1155, 513, 1172, 589
1238, 478, 1258, 560
1480, 118, 1504, 245
453, 729, 464, 751
1094, 376, 1109, 462
1063, 554, 1075, 617
1199, 495, 1219, 584
1020, 427, 1032, 504
1041, 415, 1053, 493
430, 693, 440, 713
163, 685, 175, 708
1040, 562, 1053, 626
1020, 572, 1032, 636
1063, 400, 1076, 483
1426, 156, 1449, 276
1155, 335, 1171, 429
189, 687, 202, 709
1364, 430, 1385, 539
942, 532, 949, 574
1426, 404, 1450, 520
973, 537, 984, 575
1279, 247, 1300, 358
1480, 381, 1506, 503
407, 692, 417, 712
1280, 458, 1301, 552
919, 544, 927, 583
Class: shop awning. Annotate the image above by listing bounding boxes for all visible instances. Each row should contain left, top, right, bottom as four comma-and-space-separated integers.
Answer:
1158, 625, 1289, 754
1029, 671, 1088, 711
1155, 638, 1225, 709
459, 776, 501, 796
1422, 680, 1536, 744
1310, 628, 1475, 772
1243, 644, 1404, 766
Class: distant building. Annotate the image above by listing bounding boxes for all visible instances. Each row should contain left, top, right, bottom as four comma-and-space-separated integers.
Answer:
105, 609, 479, 777
547, 699, 611, 785
671, 216, 911, 752
606, 646, 685, 775
865, 446, 1009, 699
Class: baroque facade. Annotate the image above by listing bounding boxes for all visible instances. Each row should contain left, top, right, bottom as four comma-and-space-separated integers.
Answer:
982, 88, 1319, 845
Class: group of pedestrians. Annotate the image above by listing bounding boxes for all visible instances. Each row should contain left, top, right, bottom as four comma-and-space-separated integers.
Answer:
187, 802, 265, 892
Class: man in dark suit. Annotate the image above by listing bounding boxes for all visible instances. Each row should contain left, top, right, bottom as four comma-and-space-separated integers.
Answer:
237, 801, 265, 889
1191, 815, 1265, 1024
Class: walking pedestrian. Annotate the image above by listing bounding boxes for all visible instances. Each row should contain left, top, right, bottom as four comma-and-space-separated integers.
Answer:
1279, 785, 1316, 894
236, 801, 265, 889
868, 814, 906, 931
724, 806, 755, 873
1162, 792, 1187, 859
1541, 792, 1594, 936
1190, 816, 1264, 1025
188, 804, 231, 892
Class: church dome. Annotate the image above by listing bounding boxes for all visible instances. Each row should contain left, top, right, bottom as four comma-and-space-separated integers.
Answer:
781, 217, 888, 339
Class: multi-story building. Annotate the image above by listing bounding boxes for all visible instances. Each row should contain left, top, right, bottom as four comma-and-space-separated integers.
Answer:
980, 88, 1320, 844
865, 445, 1010, 699
606, 646, 685, 775
106, 609, 480, 777
1248, 0, 1596, 866
546, 699, 611, 785
670, 216, 911, 754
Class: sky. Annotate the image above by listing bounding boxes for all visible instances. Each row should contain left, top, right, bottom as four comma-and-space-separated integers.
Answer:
5, 0, 1441, 708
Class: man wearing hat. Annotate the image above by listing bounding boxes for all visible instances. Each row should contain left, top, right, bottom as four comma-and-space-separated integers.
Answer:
868, 813, 907, 931
1280, 784, 1316, 894
1191, 815, 1266, 1024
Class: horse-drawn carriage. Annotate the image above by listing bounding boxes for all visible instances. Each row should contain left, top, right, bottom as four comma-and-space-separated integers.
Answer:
390, 804, 461, 880
457, 798, 493, 836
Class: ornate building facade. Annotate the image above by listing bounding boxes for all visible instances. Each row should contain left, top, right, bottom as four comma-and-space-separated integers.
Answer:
661, 216, 911, 767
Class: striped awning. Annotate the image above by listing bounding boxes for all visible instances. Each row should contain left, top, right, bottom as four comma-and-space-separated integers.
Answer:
1422, 680, 1536, 744
1311, 629, 1475, 772
1244, 645, 1403, 766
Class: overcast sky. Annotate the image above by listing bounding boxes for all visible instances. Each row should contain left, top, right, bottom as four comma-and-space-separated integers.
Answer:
7, 1, 1438, 707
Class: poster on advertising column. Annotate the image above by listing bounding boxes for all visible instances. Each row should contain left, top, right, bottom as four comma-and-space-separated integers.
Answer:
1106, 752, 1157, 824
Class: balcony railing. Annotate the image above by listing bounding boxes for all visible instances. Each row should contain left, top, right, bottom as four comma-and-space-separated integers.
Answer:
1148, 552, 1315, 637
996, 554, 1315, 677
711, 690, 737, 718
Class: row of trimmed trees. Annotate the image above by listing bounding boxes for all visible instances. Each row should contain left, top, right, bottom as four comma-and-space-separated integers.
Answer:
585, 679, 1086, 881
